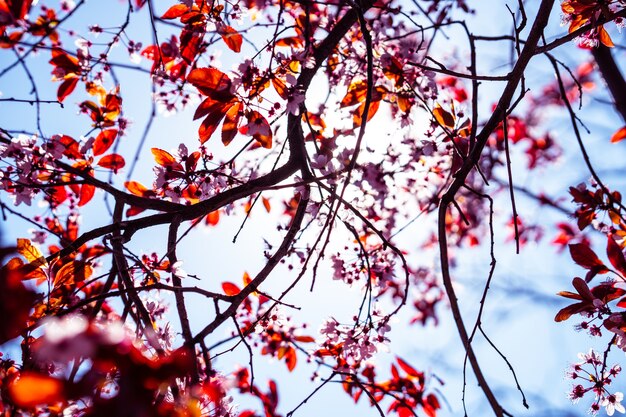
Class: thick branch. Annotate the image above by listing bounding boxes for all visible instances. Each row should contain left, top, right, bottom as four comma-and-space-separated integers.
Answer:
591, 44, 626, 123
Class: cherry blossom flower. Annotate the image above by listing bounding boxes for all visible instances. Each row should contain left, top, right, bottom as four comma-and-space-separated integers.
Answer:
602, 392, 625, 416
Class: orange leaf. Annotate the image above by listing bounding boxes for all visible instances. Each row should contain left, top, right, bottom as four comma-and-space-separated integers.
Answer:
285, 346, 297, 371
262, 196, 271, 213
97, 154, 125, 171
275, 36, 304, 48
151, 148, 181, 169
272, 76, 288, 100
433, 104, 455, 129
611, 126, 626, 143
125, 181, 152, 197
294, 335, 315, 343
222, 281, 240, 296
206, 210, 220, 226
220, 25, 243, 53
9, 373, 65, 408
93, 129, 118, 156
57, 77, 79, 103
396, 357, 423, 380
242, 271, 252, 286
340, 80, 367, 107
598, 25, 614, 48
222, 101, 243, 146
54, 260, 93, 287
17, 238, 45, 265
161, 3, 188, 19
353, 100, 380, 127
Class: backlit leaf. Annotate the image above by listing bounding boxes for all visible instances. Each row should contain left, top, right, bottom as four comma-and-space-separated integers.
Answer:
222, 281, 240, 296
151, 148, 180, 169
93, 129, 118, 156
222, 101, 243, 146
610, 126, 626, 143
340, 80, 367, 107
187, 67, 234, 101
161, 3, 188, 19
9, 373, 65, 407
246, 110, 272, 148
57, 77, 79, 103
199, 102, 232, 144
17, 238, 45, 265
206, 210, 220, 226
97, 153, 125, 171
125, 180, 152, 197
78, 184, 96, 207
54, 260, 93, 287
433, 104, 455, 129
220, 25, 243, 53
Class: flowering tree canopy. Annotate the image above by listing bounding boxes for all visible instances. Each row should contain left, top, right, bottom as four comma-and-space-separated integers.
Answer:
1, 0, 626, 416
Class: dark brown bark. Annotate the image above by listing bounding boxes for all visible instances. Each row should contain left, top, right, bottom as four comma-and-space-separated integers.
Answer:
592, 44, 626, 123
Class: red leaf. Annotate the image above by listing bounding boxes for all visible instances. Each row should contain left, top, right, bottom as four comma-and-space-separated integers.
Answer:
611, 126, 626, 143
78, 184, 96, 206
97, 153, 125, 171
161, 3, 188, 19
180, 29, 203, 65
57, 77, 79, 103
93, 129, 118, 156
194, 97, 222, 121
262, 196, 271, 213
220, 25, 243, 53
126, 205, 145, 217
396, 357, 423, 380
58, 135, 82, 159
353, 100, 380, 127
222, 101, 243, 145
187, 67, 234, 101
222, 281, 240, 296
199, 102, 232, 144
569, 243, 607, 271
607, 236, 626, 276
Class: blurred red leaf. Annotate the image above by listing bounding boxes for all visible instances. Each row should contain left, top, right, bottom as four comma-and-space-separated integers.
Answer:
222, 281, 240, 296
220, 25, 243, 53
8, 373, 65, 408
611, 126, 626, 143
